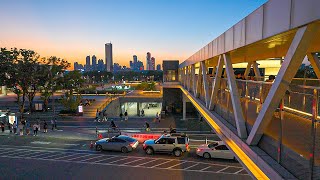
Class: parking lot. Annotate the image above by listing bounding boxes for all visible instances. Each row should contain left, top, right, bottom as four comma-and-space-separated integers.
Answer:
0, 145, 249, 177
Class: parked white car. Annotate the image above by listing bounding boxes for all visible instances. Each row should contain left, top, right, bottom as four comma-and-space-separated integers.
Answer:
196, 141, 235, 160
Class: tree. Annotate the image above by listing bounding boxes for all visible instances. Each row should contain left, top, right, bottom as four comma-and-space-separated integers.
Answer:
39, 56, 70, 111
60, 71, 84, 111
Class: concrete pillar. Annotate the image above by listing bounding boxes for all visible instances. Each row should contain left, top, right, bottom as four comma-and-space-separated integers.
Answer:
182, 94, 186, 120
137, 102, 140, 116
1, 86, 7, 95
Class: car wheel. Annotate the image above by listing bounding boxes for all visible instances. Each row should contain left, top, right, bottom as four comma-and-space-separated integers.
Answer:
145, 147, 154, 155
173, 149, 182, 157
96, 145, 102, 151
121, 147, 128, 153
203, 152, 211, 159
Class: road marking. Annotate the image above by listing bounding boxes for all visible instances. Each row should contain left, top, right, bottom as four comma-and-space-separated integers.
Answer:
166, 161, 186, 169
122, 158, 143, 165
200, 166, 211, 171
183, 163, 199, 170
135, 159, 157, 167
65, 154, 93, 161
216, 167, 229, 173
0, 155, 249, 176
80, 155, 104, 162
31, 141, 51, 145
63, 144, 80, 146
54, 153, 77, 160
27, 152, 57, 158
151, 160, 173, 168
234, 169, 245, 174
108, 157, 130, 164
94, 156, 118, 163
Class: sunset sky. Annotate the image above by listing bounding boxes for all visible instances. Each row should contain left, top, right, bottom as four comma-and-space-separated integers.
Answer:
0, 0, 267, 69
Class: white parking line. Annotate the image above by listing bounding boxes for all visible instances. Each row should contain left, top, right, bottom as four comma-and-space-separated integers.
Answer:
135, 159, 157, 167
183, 163, 199, 170
108, 157, 130, 164
65, 154, 93, 161
80, 155, 104, 162
200, 166, 211, 171
215, 167, 229, 173
166, 161, 186, 169
42, 152, 66, 159
54, 153, 78, 160
234, 169, 244, 174
122, 158, 143, 165
151, 160, 173, 168
27, 152, 56, 158
94, 156, 118, 163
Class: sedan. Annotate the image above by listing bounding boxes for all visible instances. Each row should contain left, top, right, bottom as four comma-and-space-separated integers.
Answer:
95, 135, 139, 153
196, 141, 235, 160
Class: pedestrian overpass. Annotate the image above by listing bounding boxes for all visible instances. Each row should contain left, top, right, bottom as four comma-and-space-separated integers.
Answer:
163, 0, 320, 179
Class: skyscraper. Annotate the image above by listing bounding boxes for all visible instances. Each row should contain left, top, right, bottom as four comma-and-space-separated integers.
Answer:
150, 57, 155, 70
85, 55, 91, 71
74, 62, 79, 71
146, 52, 151, 70
156, 64, 161, 71
97, 59, 104, 71
105, 43, 113, 72
92, 55, 97, 71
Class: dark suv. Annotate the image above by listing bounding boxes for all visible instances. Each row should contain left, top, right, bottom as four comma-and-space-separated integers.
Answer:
142, 134, 190, 157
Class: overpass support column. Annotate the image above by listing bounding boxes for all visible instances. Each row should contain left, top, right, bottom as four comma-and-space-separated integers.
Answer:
201, 61, 210, 107
209, 56, 223, 110
247, 24, 318, 145
307, 53, 320, 78
137, 102, 140, 116
224, 53, 247, 139
252, 61, 262, 80
182, 94, 187, 120
191, 64, 196, 96
1, 86, 7, 95
244, 62, 252, 80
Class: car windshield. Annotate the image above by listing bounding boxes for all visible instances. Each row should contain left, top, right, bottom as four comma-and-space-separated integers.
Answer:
208, 142, 218, 148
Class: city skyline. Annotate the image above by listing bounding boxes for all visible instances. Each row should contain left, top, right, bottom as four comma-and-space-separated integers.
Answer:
0, 0, 267, 69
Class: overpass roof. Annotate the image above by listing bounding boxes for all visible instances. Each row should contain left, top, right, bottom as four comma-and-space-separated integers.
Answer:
180, 0, 320, 68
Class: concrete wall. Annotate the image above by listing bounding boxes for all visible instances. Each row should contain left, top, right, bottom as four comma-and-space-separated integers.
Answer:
162, 88, 182, 113
103, 98, 121, 117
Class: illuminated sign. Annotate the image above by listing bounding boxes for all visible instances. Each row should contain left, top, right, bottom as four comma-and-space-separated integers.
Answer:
9, 115, 15, 125
78, 106, 83, 113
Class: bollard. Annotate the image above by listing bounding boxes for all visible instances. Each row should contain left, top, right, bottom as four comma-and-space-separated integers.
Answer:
205, 136, 208, 144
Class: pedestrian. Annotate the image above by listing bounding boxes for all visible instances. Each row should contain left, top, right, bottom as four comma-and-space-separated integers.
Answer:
54, 118, 57, 129
19, 122, 23, 136
103, 110, 108, 122
43, 121, 48, 133
124, 111, 128, 121
1, 122, 4, 133
26, 120, 30, 135
13, 121, 17, 134
141, 109, 144, 117
51, 119, 54, 130
156, 112, 160, 123
110, 120, 117, 130
33, 123, 38, 136
119, 112, 123, 121
145, 122, 150, 132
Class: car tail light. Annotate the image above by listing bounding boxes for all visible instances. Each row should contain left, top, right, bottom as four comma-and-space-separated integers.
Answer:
143, 144, 146, 148
186, 144, 189, 149
196, 148, 200, 152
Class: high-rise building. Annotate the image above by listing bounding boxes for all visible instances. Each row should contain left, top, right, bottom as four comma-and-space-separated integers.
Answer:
105, 43, 113, 72
74, 62, 79, 71
137, 61, 144, 71
97, 59, 104, 71
150, 57, 155, 70
130, 61, 133, 70
85, 55, 91, 71
113, 63, 121, 72
92, 55, 97, 71
146, 52, 151, 70
156, 64, 161, 71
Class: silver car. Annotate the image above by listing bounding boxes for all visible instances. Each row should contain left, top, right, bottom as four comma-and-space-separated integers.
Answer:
196, 141, 235, 160
95, 135, 139, 153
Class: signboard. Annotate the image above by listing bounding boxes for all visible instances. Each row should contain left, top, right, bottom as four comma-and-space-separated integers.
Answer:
78, 105, 83, 113
9, 115, 15, 125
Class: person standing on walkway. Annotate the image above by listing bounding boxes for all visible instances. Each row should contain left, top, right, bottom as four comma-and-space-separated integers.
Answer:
54, 118, 57, 129
26, 120, 30, 135
1, 122, 4, 133
141, 109, 144, 117
51, 119, 54, 131
43, 121, 48, 133
33, 123, 38, 136
124, 111, 128, 121
145, 121, 150, 132
119, 112, 123, 121
156, 112, 160, 123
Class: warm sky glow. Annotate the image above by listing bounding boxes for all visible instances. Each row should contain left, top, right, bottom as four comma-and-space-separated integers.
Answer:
0, 0, 267, 69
